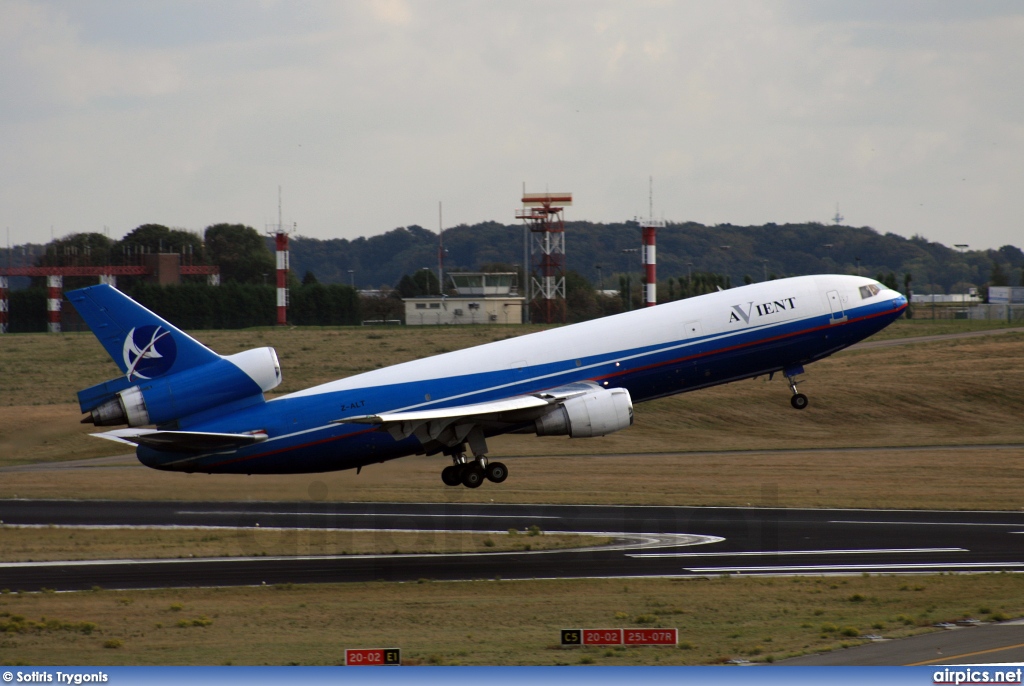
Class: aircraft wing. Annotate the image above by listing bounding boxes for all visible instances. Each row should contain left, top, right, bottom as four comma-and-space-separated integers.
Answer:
94, 429, 268, 453
335, 382, 599, 451
341, 394, 552, 425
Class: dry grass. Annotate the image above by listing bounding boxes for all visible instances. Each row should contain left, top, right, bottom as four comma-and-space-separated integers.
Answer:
0, 405, 118, 464
3, 324, 1024, 509
0, 325, 551, 408
0, 319, 1013, 405
3, 323, 1024, 468
2, 447, 1022, 510
0, 527, 603, 562
1, 574, 1022, 665
859, 319, 1019, 341
2, 320, 1023, 666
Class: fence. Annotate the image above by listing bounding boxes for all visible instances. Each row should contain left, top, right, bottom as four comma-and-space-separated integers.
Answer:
967, 304, 1024, 323
909, 303, 1024, 322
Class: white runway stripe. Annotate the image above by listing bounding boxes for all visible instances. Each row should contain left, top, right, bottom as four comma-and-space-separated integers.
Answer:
628, 547, 967, 558
831, 520, 1024, 527
178, 510, 562, 519
683, 562, 1024, 573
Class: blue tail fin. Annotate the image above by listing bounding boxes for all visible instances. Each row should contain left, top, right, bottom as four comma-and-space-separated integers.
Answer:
68, 285, 222, 412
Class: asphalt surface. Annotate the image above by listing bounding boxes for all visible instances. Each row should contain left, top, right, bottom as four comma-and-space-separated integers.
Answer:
1, 500, 1022, 593
778, 622, 1024, 666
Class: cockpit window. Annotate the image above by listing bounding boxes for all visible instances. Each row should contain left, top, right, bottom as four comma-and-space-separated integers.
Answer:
859, 284, 881, 299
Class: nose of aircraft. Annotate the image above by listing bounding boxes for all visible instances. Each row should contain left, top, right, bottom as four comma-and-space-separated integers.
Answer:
886, 289, 908, 310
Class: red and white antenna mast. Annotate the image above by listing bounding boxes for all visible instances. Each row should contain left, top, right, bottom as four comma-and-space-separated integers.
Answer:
639, 177, 664, 307
267, 186, 290, 326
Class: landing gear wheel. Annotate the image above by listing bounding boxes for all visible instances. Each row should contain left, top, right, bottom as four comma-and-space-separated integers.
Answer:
441, 465, 462, 486
461, 465, 485, 488
790, 393, 809, 410
485, 461, 508, 484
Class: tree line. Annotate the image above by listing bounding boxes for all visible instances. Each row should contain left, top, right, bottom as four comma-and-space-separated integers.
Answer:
280, 220, 1024, 297
11, 281, 361, 333
5, 217, 1021, 331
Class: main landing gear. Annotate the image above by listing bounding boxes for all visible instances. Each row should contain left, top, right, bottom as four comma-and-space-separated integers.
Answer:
441, 454, 508, 488
783, 365, 809, 410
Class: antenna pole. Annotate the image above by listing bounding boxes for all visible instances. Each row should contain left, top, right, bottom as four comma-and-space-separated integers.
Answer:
639, 177, 664, 307
438, 201, 444, 296
649, 175, 653, 219
271, 186, 290, 326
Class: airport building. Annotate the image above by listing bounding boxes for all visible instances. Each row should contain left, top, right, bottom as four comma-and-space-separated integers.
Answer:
403, 272, 524, 326
988, 286, 1024, 304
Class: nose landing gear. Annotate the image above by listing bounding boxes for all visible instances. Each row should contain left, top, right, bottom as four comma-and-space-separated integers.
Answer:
784, 365, 809, 410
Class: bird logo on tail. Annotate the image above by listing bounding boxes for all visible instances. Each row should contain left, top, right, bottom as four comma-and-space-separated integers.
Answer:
122, 325, 177, 380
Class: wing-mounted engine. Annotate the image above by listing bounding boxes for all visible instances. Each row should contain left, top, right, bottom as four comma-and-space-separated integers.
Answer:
338, 382, 634, 489
341, 383, 635, 450
534, 386, 634, 437
81, 347, 282, 427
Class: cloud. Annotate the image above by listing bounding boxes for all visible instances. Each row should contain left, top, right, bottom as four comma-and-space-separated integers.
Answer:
1, 1, 1023, 250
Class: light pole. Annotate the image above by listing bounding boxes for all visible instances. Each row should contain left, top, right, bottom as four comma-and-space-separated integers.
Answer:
595, 264, 603, 292
718, 246, 731, 288
622, 248, 638, 310
955, 244, 969, 304
348, 269, 355, 289
762, 259, 769, 282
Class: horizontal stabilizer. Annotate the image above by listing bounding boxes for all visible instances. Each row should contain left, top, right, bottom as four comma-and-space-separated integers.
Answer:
94, 429, 268, 453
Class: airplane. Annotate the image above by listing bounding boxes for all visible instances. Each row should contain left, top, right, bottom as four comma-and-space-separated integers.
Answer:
68, 274, 907, 488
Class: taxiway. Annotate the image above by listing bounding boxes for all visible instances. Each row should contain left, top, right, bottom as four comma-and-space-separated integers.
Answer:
0, 500, 1021, 592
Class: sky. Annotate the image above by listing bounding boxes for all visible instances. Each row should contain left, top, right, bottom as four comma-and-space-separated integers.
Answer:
2, 1, 1023, 250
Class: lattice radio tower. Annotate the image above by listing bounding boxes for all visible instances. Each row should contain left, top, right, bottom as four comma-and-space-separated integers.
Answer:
517, 191, 572, 324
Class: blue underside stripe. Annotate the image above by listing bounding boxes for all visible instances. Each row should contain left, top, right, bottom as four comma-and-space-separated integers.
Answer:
140, 298, 905, 473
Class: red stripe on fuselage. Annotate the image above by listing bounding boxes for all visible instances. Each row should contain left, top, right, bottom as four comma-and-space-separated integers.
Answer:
592, 301, 906, 384
190, 301, 905, 471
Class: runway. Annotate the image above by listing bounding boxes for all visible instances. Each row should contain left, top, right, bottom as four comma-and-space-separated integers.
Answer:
1, 500, 1022, 592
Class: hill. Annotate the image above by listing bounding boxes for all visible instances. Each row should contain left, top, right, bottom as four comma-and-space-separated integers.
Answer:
286, 220, 1024, 294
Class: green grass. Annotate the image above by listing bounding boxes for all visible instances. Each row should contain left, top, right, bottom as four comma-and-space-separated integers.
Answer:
1, 574, 1021, 665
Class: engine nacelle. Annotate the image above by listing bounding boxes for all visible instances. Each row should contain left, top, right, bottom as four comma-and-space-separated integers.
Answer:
85, 347, 282, 427
535, 387, 634, 438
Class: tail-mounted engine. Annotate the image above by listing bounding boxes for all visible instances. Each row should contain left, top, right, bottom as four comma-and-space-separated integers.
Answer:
81, 347, 282, 427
